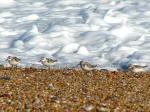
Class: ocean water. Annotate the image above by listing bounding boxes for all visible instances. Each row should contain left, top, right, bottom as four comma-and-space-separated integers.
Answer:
0, 0, 150, 70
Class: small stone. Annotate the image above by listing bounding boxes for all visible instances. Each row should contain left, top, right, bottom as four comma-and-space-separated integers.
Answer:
49, 95, 60, 104
0, 76, 11, 81
83, 104, 95, 111
32, 97, 45, 108
96, 106, 110, 112
48, 83, 55, 90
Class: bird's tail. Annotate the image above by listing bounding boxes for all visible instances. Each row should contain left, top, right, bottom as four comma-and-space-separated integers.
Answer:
92, 65, 97, 67
54, 59, 57, 62
142, 65, 148, 68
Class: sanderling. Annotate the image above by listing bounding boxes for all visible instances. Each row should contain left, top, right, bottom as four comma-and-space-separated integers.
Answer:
6, 56, 21, 67
128, 64, 148, 72
100, 69, 109, 73
39, 57, 57, 68
79, 61, 97, 71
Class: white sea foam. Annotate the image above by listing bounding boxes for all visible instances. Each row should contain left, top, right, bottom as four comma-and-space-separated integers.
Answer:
0, 0, 16, 7
0, 0, 149, 71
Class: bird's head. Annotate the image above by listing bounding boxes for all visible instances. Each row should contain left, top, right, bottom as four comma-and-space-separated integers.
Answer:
39, 57, 45, 62
128, 64, 133, 69
6, 56, 12, 61
79, 61, 84, 65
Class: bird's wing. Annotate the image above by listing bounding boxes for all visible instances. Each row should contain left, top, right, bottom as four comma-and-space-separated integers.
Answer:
48, 58, 57, 62
14, 57, 21, 61
134, 65, 147, 68
85, 62, 97, 68
84, 62, 91, 65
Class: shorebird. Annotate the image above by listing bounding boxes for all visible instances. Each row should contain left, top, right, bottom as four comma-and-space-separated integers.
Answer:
128, 64, 148, 72
39, 57, 57, 68
6, 56, 21, 67
79, 61, 97, 71
100, 69, 109, 73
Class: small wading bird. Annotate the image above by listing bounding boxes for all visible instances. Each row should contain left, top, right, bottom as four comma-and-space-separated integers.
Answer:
100, 68, 109, 73
79, 61, 97, 71
128, 64, 148, 72
39, 57, 57, 68
6, 56, 21, 67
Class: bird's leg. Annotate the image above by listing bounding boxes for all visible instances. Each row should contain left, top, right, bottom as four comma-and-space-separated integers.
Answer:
43, 65, 46, 69
12, 65, 14, 69
128, 68, 133, 72
48, 66, 51, 71
87, 71, 92, 76
83, 70, 88, 75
